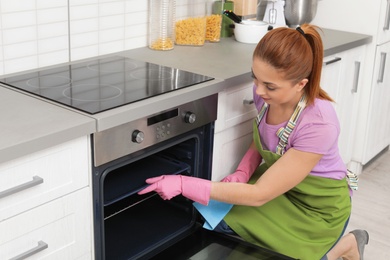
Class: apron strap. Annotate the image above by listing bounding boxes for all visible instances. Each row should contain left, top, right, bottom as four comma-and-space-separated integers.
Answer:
255, 102, 268, 126
255, 94, 307, 156
275, 94, 307, 155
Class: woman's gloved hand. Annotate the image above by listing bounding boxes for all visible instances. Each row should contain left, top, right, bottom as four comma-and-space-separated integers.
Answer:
138, 175, 211, 205
221, 147, 261, 183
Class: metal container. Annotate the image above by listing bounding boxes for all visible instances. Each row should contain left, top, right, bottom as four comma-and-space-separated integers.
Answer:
284, 0, 318, 27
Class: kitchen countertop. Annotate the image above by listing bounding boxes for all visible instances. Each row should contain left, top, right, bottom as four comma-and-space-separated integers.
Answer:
0, 87, 96, 164
0, 28, 372, 164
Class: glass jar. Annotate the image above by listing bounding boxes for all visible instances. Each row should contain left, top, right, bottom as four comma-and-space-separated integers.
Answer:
175, 0, 207, 46
205, 0, 223, 42
148, 0, 176, 51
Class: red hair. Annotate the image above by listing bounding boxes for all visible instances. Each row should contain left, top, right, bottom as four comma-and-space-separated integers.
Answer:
253, 24, 333, 105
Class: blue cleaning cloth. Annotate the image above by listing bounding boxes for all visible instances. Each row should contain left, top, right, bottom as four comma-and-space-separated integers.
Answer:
193, 200, 233, 230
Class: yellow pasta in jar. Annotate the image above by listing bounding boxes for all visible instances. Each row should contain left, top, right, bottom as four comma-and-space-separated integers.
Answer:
206, 14, 222, 42
175, 17, 206, 46
150, 38, 174, 51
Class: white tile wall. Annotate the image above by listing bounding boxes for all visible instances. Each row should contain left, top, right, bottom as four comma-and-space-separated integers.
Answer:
0, 0, 149, 76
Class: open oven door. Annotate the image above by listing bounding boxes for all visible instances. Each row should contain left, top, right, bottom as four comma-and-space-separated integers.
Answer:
149, 223, 297, 260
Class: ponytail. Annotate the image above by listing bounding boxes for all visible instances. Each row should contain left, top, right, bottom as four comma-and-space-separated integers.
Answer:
300, 24, 333, 104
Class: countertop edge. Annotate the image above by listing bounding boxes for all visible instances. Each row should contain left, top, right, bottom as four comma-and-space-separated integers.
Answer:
324, 37, 373, 57
0, 121, 95, 165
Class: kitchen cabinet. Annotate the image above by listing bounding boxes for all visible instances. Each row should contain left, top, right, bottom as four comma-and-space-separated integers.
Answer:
377, 0, 390, 45
212, 120, 254, 181
313, 0, 390, 173
0, 136, 93, 259
321, 46, 366, 165
360, 42, 390, 164
358, 0, 390, 165
212, 79, 257, 181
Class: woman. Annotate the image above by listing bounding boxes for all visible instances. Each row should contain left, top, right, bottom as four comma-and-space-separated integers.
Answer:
139, 24, 369, 260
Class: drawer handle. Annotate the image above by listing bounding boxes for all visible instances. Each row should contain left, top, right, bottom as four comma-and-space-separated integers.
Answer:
0, 176, 43, 199
9, 240, 48, 260
351, 61, 361, 93
243, 99, 254, 105
323, 57, 342, 65
377, 52, 387, 83
384, 0, 390, 30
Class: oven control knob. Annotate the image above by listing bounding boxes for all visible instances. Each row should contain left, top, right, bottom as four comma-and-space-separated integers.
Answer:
132, 130, 144, 143
184, 112, 196, 124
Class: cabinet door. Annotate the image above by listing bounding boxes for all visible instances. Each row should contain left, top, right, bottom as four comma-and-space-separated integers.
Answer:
337, 46, 366, 164
321, 46, 366, 165
321, 55, 342, 106
0, 136, 90, 221
377, 0, 390, 44
212, 120, 253, 181
363, 42, 390, 163
0, 188, 92, 260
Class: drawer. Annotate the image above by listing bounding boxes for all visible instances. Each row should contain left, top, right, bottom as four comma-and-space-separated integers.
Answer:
0, 188, 92, 260
0, 136, 90, 221
215, 81, 257, 133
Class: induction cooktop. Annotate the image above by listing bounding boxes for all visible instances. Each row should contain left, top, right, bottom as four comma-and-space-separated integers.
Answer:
0, 56, 214, 114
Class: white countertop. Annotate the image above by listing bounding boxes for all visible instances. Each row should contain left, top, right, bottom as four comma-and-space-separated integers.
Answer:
0, 29, 372, 164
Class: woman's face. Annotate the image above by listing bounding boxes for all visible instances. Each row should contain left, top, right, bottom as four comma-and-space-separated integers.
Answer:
252, 58, 307, 107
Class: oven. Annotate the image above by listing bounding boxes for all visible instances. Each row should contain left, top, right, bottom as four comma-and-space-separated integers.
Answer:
91, 94, 217, 259
91, 93, 295, 260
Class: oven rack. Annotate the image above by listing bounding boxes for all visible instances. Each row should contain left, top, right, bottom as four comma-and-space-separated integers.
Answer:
103, 154, 191, 206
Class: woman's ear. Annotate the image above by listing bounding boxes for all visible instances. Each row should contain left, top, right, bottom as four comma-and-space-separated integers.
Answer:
296, 78, 308, 92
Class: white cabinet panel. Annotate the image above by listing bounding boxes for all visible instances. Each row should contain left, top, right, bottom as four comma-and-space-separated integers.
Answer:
320, 46, 366, 165
377, 0, 390, 45
321, 55, 342, 108
212, 120, 253, 181
362, 42, 390, 163
336, 46, 366, 165
212, 80, 257, 181
214, 79, 257, 133
0, 188, 92, 260
0, 136, 90, 221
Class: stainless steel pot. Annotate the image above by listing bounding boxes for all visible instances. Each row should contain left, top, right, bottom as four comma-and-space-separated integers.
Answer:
284, 0, 318, 27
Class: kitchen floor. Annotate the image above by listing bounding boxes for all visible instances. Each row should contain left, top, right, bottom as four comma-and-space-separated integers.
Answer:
345, 148, 390, 259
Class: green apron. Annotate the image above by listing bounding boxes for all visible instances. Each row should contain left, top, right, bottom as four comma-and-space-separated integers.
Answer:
224, 99, 351, 260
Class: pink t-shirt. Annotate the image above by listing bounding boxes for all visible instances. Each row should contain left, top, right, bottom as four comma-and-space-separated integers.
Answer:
253, 86, 347, 180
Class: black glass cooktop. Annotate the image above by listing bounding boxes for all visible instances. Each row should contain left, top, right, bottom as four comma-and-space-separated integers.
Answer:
0, 56, 214, 114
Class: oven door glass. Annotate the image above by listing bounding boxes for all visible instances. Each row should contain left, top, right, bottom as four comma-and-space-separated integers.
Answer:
103, 154, 195, 260
150, 225, 297, 260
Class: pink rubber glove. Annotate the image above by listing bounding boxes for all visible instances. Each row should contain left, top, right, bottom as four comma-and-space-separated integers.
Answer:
138, 175, 211, 205
221, 147, 261, 183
